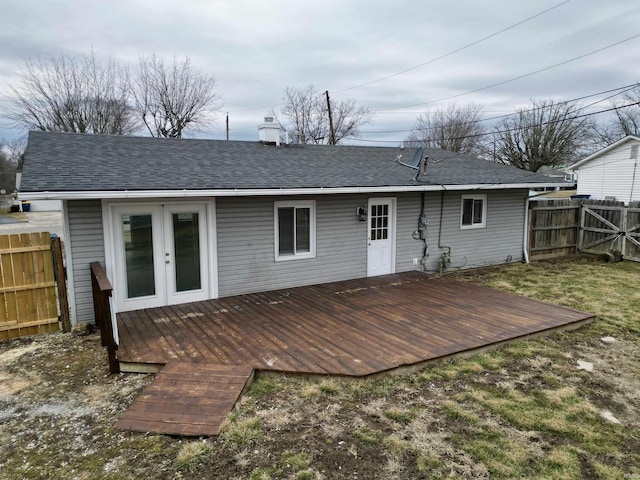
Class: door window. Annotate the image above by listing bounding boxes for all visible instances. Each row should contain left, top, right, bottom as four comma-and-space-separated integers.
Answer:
370, 204, 389, 240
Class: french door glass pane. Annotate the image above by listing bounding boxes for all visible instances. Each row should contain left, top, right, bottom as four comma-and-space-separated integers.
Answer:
122, 214, 155, 298
173, 213, 202, 292
296, 208, 310, 252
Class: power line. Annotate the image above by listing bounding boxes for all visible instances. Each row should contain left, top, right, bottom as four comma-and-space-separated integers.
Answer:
331, 0, 573, 94
349, 101, 640, 144
373, 32, 640, 113
228, 2, 577, 115
359, 83, 639, 135
226, 13, 638, 119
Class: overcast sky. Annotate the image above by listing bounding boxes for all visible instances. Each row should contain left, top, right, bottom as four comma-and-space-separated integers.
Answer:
1, 0, 639, 145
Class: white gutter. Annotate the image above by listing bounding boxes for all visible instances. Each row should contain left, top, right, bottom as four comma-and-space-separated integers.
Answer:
19, 182, 571, 201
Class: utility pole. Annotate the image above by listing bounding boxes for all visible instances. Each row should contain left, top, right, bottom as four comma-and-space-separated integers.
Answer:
226, 112, 229, 141
325, 90, 336, 145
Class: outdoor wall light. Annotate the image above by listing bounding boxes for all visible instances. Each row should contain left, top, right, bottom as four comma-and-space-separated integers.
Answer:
357, 205, 367, 221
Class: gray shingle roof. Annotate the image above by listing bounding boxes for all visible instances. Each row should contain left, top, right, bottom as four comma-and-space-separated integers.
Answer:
21, 131, 565, 193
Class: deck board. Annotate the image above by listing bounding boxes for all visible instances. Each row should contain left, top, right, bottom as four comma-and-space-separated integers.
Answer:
115, 362, 253, 437
117, 272, 594, 377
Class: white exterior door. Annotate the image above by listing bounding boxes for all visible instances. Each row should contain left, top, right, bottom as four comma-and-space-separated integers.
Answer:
112, 203, 210, 312
367, 197, 396, 277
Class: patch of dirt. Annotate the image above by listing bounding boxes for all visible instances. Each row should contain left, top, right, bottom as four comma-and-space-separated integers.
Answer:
0, 332, 178, 479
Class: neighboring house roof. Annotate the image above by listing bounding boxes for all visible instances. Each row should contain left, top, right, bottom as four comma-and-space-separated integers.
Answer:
529, 189, 577, 200
20, 131, 568, 199
570, 135, 640, 170
536, 165, 570, 177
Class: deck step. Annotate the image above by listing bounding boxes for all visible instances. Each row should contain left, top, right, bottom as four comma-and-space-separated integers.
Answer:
115, 362, 254, 437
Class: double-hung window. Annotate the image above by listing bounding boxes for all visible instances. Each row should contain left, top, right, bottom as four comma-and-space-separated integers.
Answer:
460, 194, 487, 229
274, 200, 316, 260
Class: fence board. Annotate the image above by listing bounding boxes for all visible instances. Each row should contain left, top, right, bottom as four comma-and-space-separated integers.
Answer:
623, 203, 640, 261
0, 235, 17, 327
0, 232, 60, 340
20, 234, 38, 324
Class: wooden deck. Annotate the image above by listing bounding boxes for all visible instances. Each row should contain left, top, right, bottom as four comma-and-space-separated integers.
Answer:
116, 272, 594, 377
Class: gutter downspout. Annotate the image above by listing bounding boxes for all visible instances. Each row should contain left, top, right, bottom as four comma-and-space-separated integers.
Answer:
523, 195, 530, 264
629, 156, 638, 204
438, 189, 452, 272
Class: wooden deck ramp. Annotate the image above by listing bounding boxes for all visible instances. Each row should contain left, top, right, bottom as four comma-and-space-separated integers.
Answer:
115, 362, 254, 437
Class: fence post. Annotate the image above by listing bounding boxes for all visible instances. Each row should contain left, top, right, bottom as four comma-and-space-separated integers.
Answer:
528, 202, 536, 259
621, 205, 628, 258
50, 236, 71, 333
578, 202, 586, 252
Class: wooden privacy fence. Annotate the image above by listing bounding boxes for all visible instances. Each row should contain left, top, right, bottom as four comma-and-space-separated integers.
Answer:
528, 199, 640, 262
0, 232, 70, 340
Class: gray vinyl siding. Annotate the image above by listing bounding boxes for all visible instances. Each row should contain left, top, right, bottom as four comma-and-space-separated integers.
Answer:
217, 195, 369, 296
395, 193, 430, 272
365, 190, 527, 275
420, 189, 527, 272
67, 199, 105, 323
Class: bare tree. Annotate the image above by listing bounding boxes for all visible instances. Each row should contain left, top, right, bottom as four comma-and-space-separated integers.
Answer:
492, 99, 591, 172
591, 86, 640, 148
6, 52, 135, 135
404, 104, 486, 155
4, 136, 26, 171
0, 139, 21, 193
132, 55, 222, 138
272, 85, 372, 145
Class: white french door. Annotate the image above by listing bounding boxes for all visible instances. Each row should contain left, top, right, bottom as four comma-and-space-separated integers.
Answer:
112, 203, 210, 312
367, 197, 396, 277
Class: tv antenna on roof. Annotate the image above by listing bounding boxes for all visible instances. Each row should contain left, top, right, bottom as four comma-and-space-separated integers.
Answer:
396, 147, 428, 181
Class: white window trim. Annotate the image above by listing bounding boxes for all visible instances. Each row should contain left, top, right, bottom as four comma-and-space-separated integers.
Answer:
274, 200, 316, 261
460, 194, 487, 230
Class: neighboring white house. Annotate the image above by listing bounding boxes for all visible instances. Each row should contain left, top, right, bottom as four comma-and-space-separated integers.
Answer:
570, 135, 640, 203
